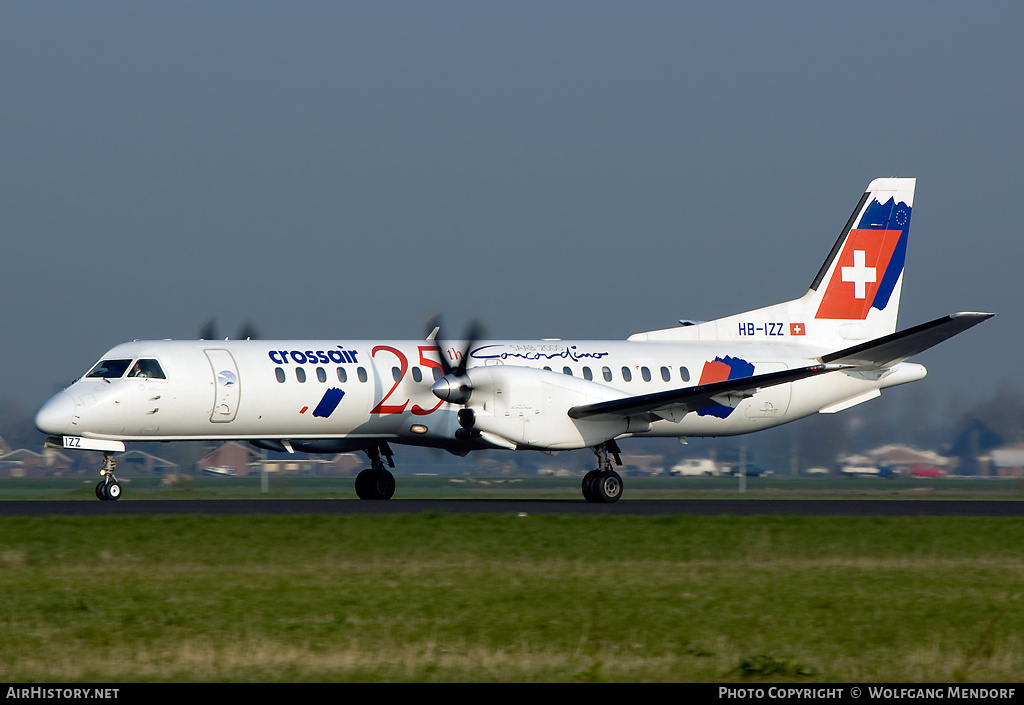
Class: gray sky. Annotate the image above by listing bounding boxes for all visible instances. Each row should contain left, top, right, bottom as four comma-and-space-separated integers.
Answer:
1, 2, 1018, 411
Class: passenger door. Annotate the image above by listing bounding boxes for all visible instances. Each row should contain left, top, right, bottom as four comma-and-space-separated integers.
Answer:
205, 349, 240, 423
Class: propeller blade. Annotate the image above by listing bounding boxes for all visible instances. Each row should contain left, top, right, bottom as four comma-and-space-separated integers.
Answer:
424, 313, 454, 376
454, 318, 488, 376
424, 314, 489, 405
201, 317, 262, 341
199, 316, 218, 341
237, 320, 262, 340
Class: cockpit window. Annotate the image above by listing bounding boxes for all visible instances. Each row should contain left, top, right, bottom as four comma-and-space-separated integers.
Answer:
129, 359, 166, 379
86, 359, 133, 379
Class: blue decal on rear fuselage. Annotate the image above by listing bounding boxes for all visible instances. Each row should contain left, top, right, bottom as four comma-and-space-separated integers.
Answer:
697, 356, 755, 419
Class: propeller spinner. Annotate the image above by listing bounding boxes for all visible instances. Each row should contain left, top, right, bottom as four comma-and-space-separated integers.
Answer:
428, 315, 487, 406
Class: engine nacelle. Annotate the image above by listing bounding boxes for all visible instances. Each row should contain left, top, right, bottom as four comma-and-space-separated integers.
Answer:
458, 366, 646, 450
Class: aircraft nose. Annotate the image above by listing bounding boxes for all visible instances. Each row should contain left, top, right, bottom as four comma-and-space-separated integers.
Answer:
35, 392, 74, 436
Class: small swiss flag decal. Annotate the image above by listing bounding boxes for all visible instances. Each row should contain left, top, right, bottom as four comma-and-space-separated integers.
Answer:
790, 322, 806, 336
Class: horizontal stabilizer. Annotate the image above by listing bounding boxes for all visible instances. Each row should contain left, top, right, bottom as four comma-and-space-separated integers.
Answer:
820, 312, 994, 368
568, 364, 844, 421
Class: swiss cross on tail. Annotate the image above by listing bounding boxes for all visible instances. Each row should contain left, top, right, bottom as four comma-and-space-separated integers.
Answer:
815, 228, 905, 320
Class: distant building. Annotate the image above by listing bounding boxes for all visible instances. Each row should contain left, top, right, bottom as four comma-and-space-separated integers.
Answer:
118, 450, 179, 475
866, 444, 950, 474
197, 442, 363, 476
0, 448, 73, 477
197, 442, 255, 476
990, 446, 1024, 478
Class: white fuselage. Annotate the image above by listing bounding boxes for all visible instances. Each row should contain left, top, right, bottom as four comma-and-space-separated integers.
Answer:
35, 337, 925, 452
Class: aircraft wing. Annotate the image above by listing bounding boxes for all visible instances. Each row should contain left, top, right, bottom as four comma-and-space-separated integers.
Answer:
567, 363, 844, 422
820, 312, 994, 368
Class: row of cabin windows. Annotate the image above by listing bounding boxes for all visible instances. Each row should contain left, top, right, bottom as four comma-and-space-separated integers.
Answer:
547, 365, 691, 383
273, 366, 447, 384
274, 364, 691, 385
275, 366, 370, 384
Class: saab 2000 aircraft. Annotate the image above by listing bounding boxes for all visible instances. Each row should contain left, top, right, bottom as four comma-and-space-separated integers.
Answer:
35, 178, 992, 502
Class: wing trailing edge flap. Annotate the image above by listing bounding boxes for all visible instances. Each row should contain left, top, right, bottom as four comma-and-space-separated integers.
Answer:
567, 364, 844, 422
820, 312, 994, 369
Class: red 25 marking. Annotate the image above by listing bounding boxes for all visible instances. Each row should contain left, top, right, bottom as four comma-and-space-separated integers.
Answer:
369, 345, 446, 415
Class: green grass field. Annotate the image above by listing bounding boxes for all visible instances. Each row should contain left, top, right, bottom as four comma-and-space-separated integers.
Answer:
1, 512, 1023, 682
4, 473, 1024, 501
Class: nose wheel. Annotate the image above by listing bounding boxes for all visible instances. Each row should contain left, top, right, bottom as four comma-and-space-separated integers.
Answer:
354, 442, 397, 500
95, 451, 122, 501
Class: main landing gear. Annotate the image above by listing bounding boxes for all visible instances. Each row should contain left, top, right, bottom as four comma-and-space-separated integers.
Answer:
582, 440, 624, 503
95, 451, 122, 501
355, 442, 397, 500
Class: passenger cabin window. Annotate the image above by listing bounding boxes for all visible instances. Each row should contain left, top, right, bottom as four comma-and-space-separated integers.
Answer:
563, 366, 573, 376
275, 368, 286, 383
129, 359, 166, 379
357, 367, 368, 383
661, 366, 671, 382
87, 359, 133, 379
412, 367, 423, 383
337, 368, 348, 383
316, 367, 327, 383
680, 367, 690, 382
295, 368, 307, 383
641, 367, 652, 382
602, 366, 612, 382
583, 366, 593, 381
621, 366, 632, 382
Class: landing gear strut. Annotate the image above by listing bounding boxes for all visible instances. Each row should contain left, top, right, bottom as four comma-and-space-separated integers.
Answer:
95, 451, 122, 501
355, 442, 397, 500
582, 440, 623, 503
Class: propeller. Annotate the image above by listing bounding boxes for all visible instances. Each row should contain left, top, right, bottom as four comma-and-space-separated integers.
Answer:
199, 317, 263, 340
236, 320, 263, 341
425, 314, 523, 451
427, 314, 487, 409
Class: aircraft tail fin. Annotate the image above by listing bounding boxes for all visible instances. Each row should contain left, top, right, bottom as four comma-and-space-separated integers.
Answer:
802, 177, 915, 340
629, 178, 916, 347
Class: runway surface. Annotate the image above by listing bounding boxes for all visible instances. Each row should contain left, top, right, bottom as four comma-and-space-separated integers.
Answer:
1, 499, 1022, 516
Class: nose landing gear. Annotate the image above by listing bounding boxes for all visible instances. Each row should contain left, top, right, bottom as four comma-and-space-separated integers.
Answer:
95, 451, 122, 501
354, 442, 397, 500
